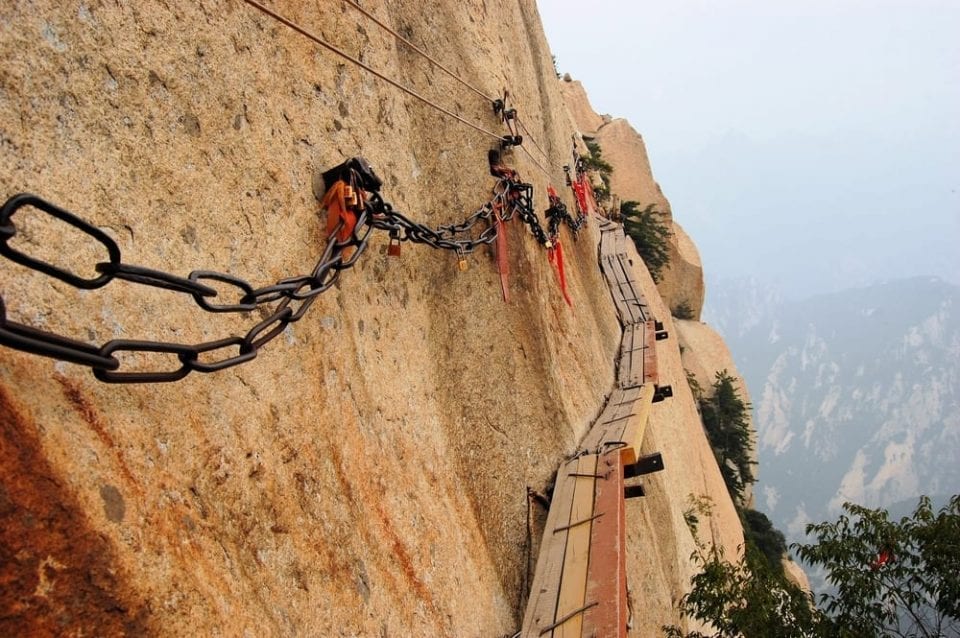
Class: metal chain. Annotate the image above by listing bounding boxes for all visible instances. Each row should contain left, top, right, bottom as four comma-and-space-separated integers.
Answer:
0, 191, 373, 382
368, 173, 551, 251
0, 160, 554, 383
545, 195, 587, 243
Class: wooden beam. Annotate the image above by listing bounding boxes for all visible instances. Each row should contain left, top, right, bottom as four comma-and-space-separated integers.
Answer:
643, 320, 659, 385
619, 383, 655, 466
521, 458, 579, 637
582, 451, 627, 638
554, 454, 599, 638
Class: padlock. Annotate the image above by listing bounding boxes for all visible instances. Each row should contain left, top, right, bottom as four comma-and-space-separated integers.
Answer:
387, 232, 401, 257
456, 250, 468, 272
344, 185, 358, 208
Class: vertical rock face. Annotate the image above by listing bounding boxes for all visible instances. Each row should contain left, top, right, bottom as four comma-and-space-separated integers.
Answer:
594, 118, 672, 217
1, 2, 745, 635
661, 221, 706, 320
572, 103, 706, 321
558, 78, 606, 138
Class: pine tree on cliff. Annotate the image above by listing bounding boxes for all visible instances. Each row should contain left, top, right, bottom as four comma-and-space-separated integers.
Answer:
700, 370, 755, 503
621, 201, 671, 282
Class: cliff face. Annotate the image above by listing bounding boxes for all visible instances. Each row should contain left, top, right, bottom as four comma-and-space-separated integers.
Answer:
559, 78, 705, 321
1, 3, 744, 636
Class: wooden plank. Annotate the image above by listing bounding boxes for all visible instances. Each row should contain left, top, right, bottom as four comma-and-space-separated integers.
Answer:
582, 451, 627, 638
614, 228, 629, 257
599, 228, 619, 259
611, 271, 640, 325
522, 221, 663, 637
554, 454, 599, 638
601, 257, 630, 325
599, 228, 644, 327
643, 320, 659, 385
617, 323, 644, 389
616, 325, 634, 389
611, 254, 646, 325
580, 387, 642, 452
522, 457, 580, 637
618, 383, 656, 466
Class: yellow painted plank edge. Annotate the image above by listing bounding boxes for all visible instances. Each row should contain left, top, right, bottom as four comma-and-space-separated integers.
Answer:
618, 383, 655, 466
521, 457, 580, 637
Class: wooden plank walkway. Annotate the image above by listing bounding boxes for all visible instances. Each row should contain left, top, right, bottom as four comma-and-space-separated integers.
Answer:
520, 223, 667, 637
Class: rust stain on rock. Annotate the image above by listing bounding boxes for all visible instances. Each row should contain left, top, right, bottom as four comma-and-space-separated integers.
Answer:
328, 442, 439, 622
54, 373, 140, 491
0, 385, 150, 636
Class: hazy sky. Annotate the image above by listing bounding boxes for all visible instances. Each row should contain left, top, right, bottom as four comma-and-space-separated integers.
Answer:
538, 0, 959, 300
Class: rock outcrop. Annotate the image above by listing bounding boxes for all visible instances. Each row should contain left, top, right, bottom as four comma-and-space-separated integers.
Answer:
1, 3, 747, 636
564, 94, 706, 321
594, 118, 672, 217
558, 77, 606, 138
661, 221, 706, 320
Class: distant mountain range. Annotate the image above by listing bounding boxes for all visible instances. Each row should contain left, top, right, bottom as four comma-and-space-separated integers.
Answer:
707, 276, 960, 544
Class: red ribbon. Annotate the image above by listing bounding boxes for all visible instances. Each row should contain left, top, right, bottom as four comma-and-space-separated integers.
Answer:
495, 210, 510, 302
549, 241, 572, 307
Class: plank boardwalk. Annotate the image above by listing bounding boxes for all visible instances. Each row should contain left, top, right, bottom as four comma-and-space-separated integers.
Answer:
521, 224, 665, 637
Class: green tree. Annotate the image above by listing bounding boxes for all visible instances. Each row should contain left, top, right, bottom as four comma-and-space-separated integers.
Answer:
666, 496, 960, 638
582, 139, 613, 174
582, 139, 613, 203
699, 370, 755, 503
673, 299, 696, 320
665, 497, 823, 638
621, 201, 672, 282
741, 508, 787, 576
685, 369, 704, 404
794, 495, 960, 638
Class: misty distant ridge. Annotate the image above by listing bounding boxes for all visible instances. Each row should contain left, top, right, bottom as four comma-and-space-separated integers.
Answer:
707, 275, 959, 543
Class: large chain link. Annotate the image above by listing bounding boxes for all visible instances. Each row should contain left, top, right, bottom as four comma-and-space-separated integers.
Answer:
0, 161, 552, 383
0, 192, 374, 382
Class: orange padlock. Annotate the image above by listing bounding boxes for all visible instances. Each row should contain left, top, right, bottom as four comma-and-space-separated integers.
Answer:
387, 236, 401, 257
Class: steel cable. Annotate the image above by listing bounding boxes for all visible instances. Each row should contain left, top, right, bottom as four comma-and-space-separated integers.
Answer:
239, 0, 504, 141
340, 0, 498, 104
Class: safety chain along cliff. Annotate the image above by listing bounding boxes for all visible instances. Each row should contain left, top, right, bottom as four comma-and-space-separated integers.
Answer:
0, 150, 590, 381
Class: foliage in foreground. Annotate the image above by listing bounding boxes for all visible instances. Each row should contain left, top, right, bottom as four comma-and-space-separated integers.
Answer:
665, 495, 960, 638
665, 496, 821, 638
795, 495, 960, 638
621, 201, 672, 282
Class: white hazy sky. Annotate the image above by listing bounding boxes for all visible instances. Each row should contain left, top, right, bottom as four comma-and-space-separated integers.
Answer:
537, 0, 960, 300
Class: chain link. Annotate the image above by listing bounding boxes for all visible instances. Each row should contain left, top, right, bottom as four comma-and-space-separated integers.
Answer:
546, 194, 587, 243
0, 159, 558, 382
0, 189, 377, 382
